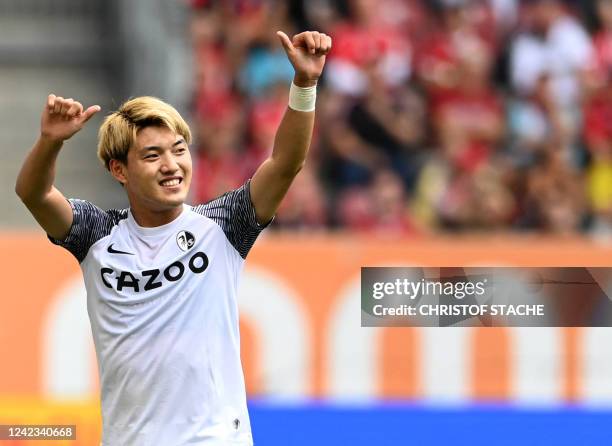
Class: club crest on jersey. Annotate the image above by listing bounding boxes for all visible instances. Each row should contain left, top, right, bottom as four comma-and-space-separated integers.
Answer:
176, 230, 195, 251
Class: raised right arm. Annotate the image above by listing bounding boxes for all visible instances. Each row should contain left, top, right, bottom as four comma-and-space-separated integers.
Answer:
15, 95, 100, 240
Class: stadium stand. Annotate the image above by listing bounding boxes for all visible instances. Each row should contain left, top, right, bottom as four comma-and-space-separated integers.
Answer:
189, 0, 612, 237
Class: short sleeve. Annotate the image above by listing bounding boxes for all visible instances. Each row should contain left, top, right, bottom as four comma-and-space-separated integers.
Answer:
192, 180, 271, 259
48, 199, 128, 263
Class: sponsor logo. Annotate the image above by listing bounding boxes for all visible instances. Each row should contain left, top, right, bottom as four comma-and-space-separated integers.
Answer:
100, 251, 209, 293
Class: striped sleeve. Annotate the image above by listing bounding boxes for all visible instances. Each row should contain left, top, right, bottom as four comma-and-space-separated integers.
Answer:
48, 199, 128, 263
192, 180, 271, 259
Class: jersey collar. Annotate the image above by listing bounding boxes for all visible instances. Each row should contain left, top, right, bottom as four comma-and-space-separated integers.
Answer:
127, 204, 190, 237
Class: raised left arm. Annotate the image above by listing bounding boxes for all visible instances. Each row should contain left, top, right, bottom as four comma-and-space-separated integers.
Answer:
250, 30, 331, 225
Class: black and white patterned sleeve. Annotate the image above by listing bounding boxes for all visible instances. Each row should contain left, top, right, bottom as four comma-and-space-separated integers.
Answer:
48, 199, 127, 263
192, 180, 271, 259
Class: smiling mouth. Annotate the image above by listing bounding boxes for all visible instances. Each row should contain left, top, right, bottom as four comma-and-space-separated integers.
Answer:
160, 177, 183, 187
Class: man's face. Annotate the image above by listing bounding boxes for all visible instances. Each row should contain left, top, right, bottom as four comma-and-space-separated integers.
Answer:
119, 126, 192, 212
528, 0, 559, 33
597, 0, 612, 28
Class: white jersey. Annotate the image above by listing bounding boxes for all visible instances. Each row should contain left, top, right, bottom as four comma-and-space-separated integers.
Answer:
49, 181, 266, 446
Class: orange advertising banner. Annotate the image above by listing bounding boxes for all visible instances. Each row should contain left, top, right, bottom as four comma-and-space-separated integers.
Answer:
1, 232, 612, 408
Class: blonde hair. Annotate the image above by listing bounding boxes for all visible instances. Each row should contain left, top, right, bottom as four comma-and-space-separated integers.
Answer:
97, 96, 192, 170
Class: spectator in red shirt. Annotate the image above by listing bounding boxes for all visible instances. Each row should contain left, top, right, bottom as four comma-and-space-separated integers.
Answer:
192, 97, 248, 203
273, 164, 328, 230
325, 0, 413, 96
416, 0, 497, 95
584, 79, 612, 157
432, 42, 504, 172
337, 169, 416, 235
587, 0, 612, 89
244, 83, 290, 176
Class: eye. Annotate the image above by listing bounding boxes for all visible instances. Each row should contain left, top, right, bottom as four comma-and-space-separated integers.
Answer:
144, 153, 158, 160
175, 147, 187, 155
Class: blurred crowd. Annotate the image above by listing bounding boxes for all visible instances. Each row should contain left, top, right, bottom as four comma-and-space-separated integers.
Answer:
188, 0, 612, 237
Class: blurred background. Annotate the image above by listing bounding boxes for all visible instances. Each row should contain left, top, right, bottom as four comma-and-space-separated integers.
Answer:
1, 0, 612, 444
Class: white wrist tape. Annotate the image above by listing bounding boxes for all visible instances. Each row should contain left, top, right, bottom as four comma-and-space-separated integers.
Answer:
288, 82, 317, 112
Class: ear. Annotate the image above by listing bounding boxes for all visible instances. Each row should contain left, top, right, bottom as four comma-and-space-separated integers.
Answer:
109, 159, 128, 185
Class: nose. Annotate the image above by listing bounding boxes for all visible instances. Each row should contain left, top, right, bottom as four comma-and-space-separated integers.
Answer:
160, 152, 179, 173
